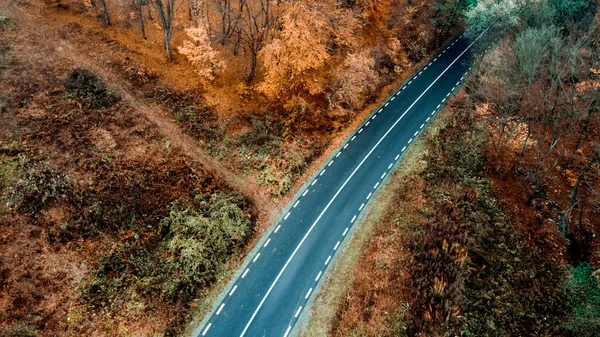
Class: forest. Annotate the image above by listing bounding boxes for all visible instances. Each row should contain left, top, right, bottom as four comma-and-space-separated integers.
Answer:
0, 0, 599, 336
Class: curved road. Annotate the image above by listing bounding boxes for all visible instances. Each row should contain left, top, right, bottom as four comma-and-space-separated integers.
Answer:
194, 26, 491, 337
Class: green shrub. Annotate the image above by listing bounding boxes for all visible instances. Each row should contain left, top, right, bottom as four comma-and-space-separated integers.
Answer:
562, 263, 600, 337
0, 324, 37, 337
65, 68, 120, 109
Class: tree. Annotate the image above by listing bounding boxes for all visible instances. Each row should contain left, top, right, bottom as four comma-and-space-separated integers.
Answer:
132, 0, 147, 39
178, 26, 224, 80
152, 0, 176, 61
100, 0, 111, 26
239, 0, 272, 82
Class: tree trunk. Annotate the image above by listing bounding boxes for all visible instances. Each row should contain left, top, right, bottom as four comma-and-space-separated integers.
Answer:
100, 0, 111, 26
165, 34, 172, 61
247, 50, 257, 82
147, 3, 153, 20
135, 0, 146, 39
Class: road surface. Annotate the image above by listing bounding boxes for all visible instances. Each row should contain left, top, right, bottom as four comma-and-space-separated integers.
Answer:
195, 26, 491, 337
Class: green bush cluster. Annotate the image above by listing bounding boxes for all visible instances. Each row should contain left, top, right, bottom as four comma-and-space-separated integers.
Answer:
80, 193, 253, 311
561, 263, 600, 337
65, 68, 120, 109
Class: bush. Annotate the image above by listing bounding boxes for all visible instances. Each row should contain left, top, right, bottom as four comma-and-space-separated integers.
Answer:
65, 68, 119, 109
561, 263, 600, 337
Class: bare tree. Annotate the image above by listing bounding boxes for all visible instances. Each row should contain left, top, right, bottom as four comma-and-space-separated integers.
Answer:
152, 0, 176, 61
240, 0, 272, 82
133, 0, 147, 39
100, 0, 111, 26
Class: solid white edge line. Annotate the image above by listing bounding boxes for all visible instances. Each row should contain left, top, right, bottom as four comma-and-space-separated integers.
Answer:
343, 227, 349, 236
217, 303, 225, 315
242, 268, 249, 279
202, 323, 211, 336
334, 241, 341, 250
305, 288, 313, 299
264, 238, 271, 247
238, 24, 493, 336
315, 271, 322, 281
295, 306, 303, 318
325, 255, 332, 265
253, 253, 260, 263
229, 285, 238, 296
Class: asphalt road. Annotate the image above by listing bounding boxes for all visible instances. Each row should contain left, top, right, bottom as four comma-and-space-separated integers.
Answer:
194, 26, 491, 337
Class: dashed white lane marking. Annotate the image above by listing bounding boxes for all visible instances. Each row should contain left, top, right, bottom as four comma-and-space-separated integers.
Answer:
374, 182, 380, 189
325, 255, 332, 265
426, 117, 430, 122
242, 268, 250, 278
395, 154, 400, 160
202, 323, 211, 336
437, 104, 441, 109
452, 86, 456, 91
381, 172, 386, 179
456, 81, 460, 86
293, 200, 300, 208
351, 215, 357, 223
284, 325, 292, 337
253, 253, 261, 263
336, 152, 341, 158
367, 192, 372, 199
311, 179, 317, 186
264, 238, 271, 247
275, 225, 281, 233
359, 203, 365, 211
302, 190, 309, 197
408, 138, 413, 144
315, 271, 323, 281
343, 227, 349, 236
305, 288, 313, 299
351, 136, 356, 141
446, 92, 451, 97
431, 111, 436, 116
344, 144, 348, 149
425, 66, 429, 70
385, 102, 389, 107
366, 121, 370, 126
391, 96, 395, 101
328, 160, 334, 167
442, 98, 446, 102
358, 128, 363, 134
402, 146, 406, 152
295, 306, 303, 318
434, 57, 438, 61
419, 71, 423, 75
372, 114, 377, 120
414, 131, 419, 137
229, 285, 238, 296
388, 163, 393, 169
378, 109, 383, 113
420, 124, 425, 129
217, 303, 225, 315
334, 241, 341, 250
238, 25, 494, 337
284, 212, 291, 220
320, 169, 326, 176
408, 80, 413, 85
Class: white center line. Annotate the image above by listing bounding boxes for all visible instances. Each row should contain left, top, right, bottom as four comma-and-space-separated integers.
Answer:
284, 212, 290, 220
305, 288, 313, 299
351, 215, 357, 223
334, 241, 341, 250
275, 224, 281, 233
217, 303, 225, 315
253, 253, 260, 263
229, 285, 238, 296
237, 24, 494, 336
315, 271, 323, 282
264, 238, 271, 247
242, 268, 250, 279
325, 255, 332, 265
202, 323, 211, 336
294, 306, 303, 318
343, 227, 349, 236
